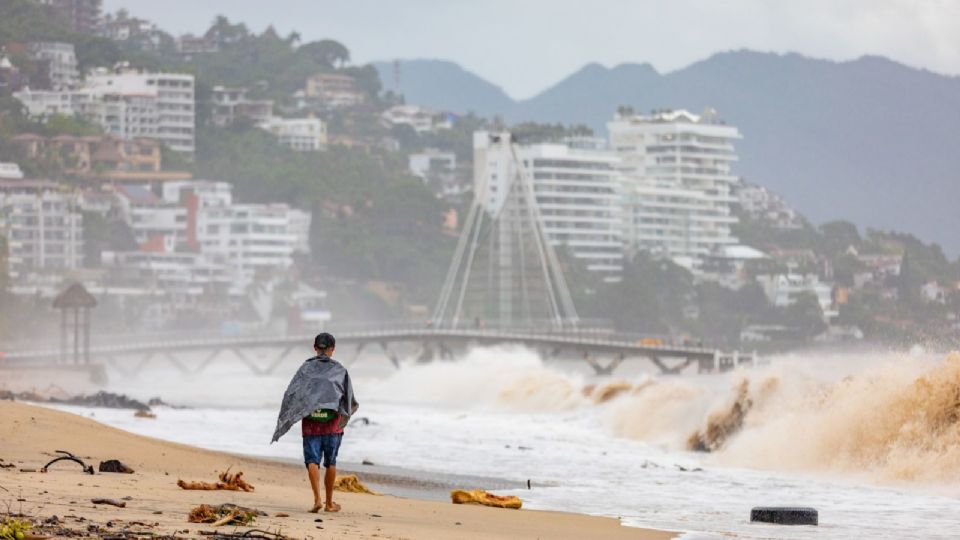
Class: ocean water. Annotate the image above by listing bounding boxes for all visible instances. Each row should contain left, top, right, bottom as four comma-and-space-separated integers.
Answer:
42, 346, 960, 539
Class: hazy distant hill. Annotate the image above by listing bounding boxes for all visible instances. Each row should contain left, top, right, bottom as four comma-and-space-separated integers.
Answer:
374, 59, 514, 115
375, 52, 960, 255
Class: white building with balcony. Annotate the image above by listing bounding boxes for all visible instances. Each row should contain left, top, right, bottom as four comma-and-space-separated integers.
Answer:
84, 68, 196, 156
210, 86, 274, 126
0, 162, 24, 179
474, 131, 624, 280
160, 180, 311, 284
756, 273, 836, 319
0, 180, 84, 276
15, 68, 196, 156
28, 42, 79, 90
116, 184, 187, 252
608, 109, 741, 270
381, 105, 452, 133
12, 87, 80, 117
257, 116, 326, 151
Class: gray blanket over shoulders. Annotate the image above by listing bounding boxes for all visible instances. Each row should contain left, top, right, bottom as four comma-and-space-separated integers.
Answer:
271, 355, 358, 443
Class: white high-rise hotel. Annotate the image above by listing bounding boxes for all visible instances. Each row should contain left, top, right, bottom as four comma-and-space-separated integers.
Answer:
14, 67, 196, 157
474, 132, 624, 281
608, 109, 741, 270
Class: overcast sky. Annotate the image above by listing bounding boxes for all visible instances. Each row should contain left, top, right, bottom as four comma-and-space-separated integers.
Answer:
103, 0, 960, 99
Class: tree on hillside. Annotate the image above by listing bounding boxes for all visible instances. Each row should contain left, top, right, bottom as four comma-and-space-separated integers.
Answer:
205, 15, 250, 45
299, 39, 350, 68
820, 220, 861, 255
783, 292, 827, 339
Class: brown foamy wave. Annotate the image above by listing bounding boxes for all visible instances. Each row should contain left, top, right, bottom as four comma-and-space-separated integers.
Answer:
715, 352, 960, 482
498, 371, 588, 410
687, 376, 780, 452
582, 380, 635, 404
607, 379, 710, 447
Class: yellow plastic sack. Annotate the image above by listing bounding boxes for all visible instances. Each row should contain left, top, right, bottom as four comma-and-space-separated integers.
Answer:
450, 489, 522, 509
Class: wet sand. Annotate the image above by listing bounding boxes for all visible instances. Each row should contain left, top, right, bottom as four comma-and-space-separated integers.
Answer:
0, 401, 676, 539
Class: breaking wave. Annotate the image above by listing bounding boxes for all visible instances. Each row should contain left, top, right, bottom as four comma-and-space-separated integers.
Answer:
369, 345, 960, 483
713, 352, 960, 483
363, 345, 589, 410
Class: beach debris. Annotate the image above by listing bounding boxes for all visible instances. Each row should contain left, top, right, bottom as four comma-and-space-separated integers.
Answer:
0, 516, 32, 540
177, 469, 255, 492
751, 506, 818, 526
41, 451, 94, 475
274, 513, 289, 518
333, 474, 378, 494
133, 410, 156, 419
198, 529, 289, 539
450, 489, 522, 509
98, 460, 135, 474
91, 498, 126, 508
188, 504, 262, 526
361, 459, 375, 466
0, 459, 14, 469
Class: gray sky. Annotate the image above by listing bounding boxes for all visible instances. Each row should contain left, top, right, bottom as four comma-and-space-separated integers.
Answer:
103, 0, 960, 99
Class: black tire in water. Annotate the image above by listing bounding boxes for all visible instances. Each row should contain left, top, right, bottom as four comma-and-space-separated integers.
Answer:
750, 507, 818, 526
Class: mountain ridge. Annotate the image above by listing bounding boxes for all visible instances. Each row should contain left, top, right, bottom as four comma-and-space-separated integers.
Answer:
373, 51, 960, 255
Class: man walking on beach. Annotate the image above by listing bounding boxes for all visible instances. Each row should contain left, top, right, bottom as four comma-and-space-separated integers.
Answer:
272, 333, 359, 513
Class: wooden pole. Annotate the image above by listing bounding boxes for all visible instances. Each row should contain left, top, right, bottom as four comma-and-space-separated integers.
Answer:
73, 307, 80, 364
83, 307, 91, 364
60, 308, 67, 364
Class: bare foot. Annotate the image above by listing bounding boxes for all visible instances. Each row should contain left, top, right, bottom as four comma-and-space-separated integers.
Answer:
324, 501, 341, 513
309, 503, 322, 513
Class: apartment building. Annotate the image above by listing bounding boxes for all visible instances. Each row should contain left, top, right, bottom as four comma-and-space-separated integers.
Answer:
409, 149, 465, 199
161, 180, 311, 283
257, 116, 326, 151
100, 13, 165, 52
210, 86, 274, 126
84, 68, 195, 155
0, 162, 24, 180
474, 131, 624, 280
756, 273, 837, 319
35, 0, 101, 33
14, 68, 196, 156
382, 105, 452, 134
28, 42, 79, 90
608, 109, 741, 270
12, 87, 78, 117
115, 184, 187, 252
304, 73, 364, 108
0, 180, 84, 276
736, 183, 804, 230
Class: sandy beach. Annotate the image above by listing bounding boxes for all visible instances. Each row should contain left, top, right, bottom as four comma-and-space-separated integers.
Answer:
0, 401, 674, 539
